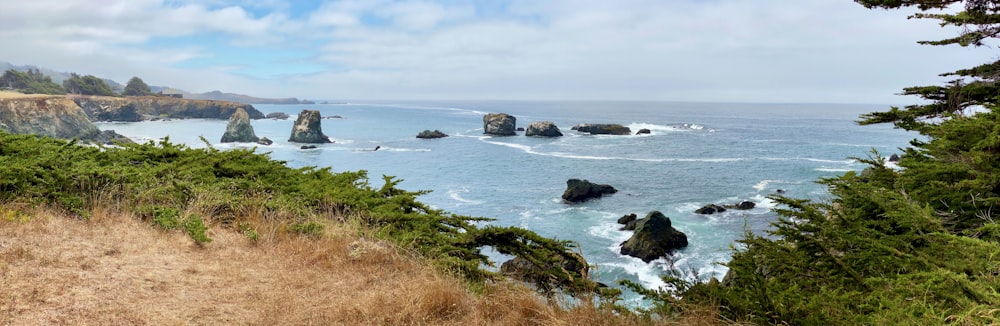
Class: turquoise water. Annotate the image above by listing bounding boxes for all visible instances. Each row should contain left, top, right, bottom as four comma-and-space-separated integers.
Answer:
97, 100, 916, 304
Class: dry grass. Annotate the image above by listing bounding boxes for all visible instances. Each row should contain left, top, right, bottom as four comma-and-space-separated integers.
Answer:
0, 205, 717, 325
0, 91, 53, 100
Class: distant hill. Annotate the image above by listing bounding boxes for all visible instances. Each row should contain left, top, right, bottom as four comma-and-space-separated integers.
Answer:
1, 61, 312, 105
185, 90, 314, 105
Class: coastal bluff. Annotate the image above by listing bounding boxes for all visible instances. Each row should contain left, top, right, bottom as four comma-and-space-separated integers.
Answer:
0, 92, 126, 143
72, 95, 263, 121
0, 91, 259, 143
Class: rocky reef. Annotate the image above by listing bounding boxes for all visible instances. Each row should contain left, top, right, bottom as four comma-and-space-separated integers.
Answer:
571, 124, 632, 135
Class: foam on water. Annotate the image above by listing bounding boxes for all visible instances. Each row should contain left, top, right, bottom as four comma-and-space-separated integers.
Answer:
447, 188, 485, 205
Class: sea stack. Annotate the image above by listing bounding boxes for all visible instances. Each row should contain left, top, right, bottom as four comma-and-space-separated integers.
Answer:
525, 121, 563, 137
620, 211, 689, 262
288, 109, 332, 143
483, 113, 517, 136
220, 108, 259, 143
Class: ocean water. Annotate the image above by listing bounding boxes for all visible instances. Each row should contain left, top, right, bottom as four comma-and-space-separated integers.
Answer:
96, 100, 916, 304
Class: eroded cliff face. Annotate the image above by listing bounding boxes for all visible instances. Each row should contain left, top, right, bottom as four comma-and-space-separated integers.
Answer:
0, 95, 101, 140
72, 96, 264, 121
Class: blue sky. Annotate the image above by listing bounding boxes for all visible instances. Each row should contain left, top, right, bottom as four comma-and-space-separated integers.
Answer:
0, 0, 992, 103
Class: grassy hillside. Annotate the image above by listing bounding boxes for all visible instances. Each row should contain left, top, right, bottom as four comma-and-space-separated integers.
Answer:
0, 131, 724, 324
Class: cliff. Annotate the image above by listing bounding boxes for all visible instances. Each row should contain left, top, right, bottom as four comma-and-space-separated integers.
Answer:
0, 92, 127, 143
72, 96, 264, 121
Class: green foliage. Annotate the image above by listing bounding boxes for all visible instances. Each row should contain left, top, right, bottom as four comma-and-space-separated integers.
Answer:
287, 221, 325, 237
1, 69, 65, 95
184, 214, 212, 245
0, 131, 601, 298
123, 76, 152, 96
63, 73, 116, 96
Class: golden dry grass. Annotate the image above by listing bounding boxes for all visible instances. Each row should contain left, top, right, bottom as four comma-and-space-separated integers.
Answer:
0, 205, 707, 325
0, 91, 54, 100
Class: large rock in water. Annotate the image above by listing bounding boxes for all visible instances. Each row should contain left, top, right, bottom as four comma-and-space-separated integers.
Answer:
220, 108, 259, 143
571, 124, 631, 135
416, 129, 448, 139
562, 179, 617, 203
525, 121, 563, 137
483, 113, 516, 136
620, 211, 689, 262
288, 109, 332, 143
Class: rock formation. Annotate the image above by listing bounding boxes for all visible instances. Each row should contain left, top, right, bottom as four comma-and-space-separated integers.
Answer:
620, 211, 689, 262
562, 179, 617, 203
0, 95, 130, 144
525, 121, 563, 137
483, 113, 517, 136
416, 130, 448, 139
265, 112, 289, 120
636, 129, 651, 135
695, 204, 727, 215
257, 137, 273, 145
220, 108, 259, 143
618, 213, 639, 231
500, 252, 589, 288
288, 110, 332, 143
735, 201, 755, 210
571, 124, 632, 135
72, 96, 262, 121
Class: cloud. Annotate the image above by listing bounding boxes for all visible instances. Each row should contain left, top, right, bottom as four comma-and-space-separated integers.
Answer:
0, 0, 991, 102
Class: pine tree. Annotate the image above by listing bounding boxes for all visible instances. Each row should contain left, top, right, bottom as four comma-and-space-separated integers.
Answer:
123, 76, 152, 96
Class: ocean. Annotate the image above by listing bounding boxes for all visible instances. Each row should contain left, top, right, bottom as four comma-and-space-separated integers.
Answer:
96, 100, 916, 305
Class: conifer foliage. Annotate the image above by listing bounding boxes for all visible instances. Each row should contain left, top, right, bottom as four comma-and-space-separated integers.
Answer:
646, 1, 1000, 324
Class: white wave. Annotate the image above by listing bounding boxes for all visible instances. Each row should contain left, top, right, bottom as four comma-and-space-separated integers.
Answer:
603, 260, 669, 291
750, 194, 778, 210
761, 157, 856, 164
447, 189, 484, 205
753, 179, 781, 192
814, 167, 853, 172
480, 138, 739, 163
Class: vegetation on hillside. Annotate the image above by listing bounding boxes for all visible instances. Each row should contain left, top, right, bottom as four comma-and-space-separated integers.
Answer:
0, 133, 615, 303
0, 68, 65, 95
123, 76, 152, 96
630, 1, 1000, 324
63, 73, 117, 96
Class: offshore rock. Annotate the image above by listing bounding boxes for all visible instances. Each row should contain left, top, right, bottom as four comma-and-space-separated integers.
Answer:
483, 113, 517, 136
636, 129, 651, 135
525, 121, 563, 137
695, 204, 727, 215
620, 211, 689, 262
257, 137, 273, 145
288, 110, 332, 143
571, 124, 632, 135
220, 108, 259, 143
618, 213, 639, 231
562, 179, 617, 203
500, 251, 589, 288
72, 95, 262, 121
416, 129, 448, 139
265, 112, 289, 120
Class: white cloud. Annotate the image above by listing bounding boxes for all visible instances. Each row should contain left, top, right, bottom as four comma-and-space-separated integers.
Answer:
0, 0, 992, 102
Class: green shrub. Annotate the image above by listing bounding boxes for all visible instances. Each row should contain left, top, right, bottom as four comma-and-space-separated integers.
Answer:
184, 214, 212, 245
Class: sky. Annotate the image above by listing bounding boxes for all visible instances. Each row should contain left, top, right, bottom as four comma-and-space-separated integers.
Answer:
0, 0, 993, 104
